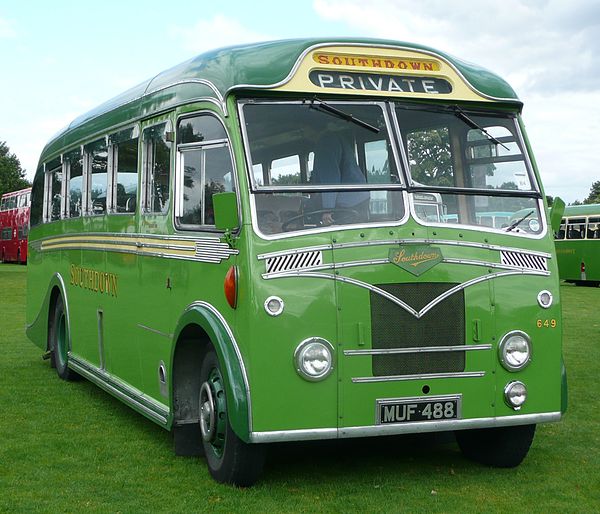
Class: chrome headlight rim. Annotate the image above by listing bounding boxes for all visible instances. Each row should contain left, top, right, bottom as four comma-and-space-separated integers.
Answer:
498, 330, 532, 371
504, 380, 527, 410
294, 337, 334, 382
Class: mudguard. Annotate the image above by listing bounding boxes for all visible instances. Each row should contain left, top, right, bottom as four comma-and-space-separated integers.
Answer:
26, 273, 70, 352
172, 301, 251, 442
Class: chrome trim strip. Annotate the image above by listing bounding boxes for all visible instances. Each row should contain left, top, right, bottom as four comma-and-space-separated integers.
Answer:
262, 256, 548, 280
249, 412, 561, 443
69, 354, 169, 426
265, 269, 547, 319
344, 344, 492, 356
352, 371, 485, 383
137, 324, 173, 339
257, 239, 552, 261
184, 301, 253, 434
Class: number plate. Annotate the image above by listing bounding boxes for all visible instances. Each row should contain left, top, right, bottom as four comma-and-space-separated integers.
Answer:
376, 395, 461, 425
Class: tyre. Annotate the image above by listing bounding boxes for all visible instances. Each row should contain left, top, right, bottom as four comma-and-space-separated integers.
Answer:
455, 424, 536, 468
199, 349, 265, 486
49, 295, 79, 381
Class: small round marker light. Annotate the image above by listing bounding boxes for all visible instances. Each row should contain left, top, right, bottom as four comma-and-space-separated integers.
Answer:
504, 381, 527, 410
537, 290, 553, 309
264, 296, 284, 316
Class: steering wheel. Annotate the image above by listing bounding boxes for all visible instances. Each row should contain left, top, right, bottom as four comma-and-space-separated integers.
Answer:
281, 208, 361, 232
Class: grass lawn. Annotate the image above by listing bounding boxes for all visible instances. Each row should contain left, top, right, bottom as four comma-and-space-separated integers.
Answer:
1, 264, 598, 513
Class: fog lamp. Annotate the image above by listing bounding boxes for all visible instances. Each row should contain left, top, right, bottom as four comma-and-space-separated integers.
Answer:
504, 381, 527, 410
294, 338, 334, 381
499, 331, 531, 371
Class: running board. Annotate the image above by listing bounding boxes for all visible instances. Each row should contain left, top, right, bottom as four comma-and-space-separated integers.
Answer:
68, 354, 170, 428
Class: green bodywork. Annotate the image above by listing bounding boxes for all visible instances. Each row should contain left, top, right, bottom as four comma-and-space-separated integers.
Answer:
555, 203, 600, 283
26, 38, 563, 444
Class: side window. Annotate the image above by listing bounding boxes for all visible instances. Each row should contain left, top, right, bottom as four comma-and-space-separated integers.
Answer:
110, 128, 139, 214
65, 149, 83, 218
555, 218, 566, 240
176, 114, 234, 229
44, 158, 62, 222
30, 167, 44, 227
85, 139, 108, 215
567, 218, 586, 239
588, 217, 600, 239
142, 123, 172, 214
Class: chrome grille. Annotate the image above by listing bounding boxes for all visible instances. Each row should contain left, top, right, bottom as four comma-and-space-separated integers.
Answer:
266, 251, 323, 273
370, 283, 465, 376
501, 250, 548, 271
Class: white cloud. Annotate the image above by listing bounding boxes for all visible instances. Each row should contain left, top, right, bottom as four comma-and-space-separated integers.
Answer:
168, 14, 271, 54
313, 0, 600, 203
0, 17, 16, 38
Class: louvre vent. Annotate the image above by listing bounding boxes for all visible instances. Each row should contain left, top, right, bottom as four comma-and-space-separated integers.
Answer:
266, 251, 323, 273
501, 251, 547, 272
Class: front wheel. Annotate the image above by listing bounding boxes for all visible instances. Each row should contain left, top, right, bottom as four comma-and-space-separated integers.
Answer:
199, 349, 265, 486
49, 296, 79, 381
455, 424, 536, 468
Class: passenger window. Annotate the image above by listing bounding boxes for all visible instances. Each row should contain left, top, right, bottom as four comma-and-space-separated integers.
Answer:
111, 131, 139, 214
65, 150, 83, 217
176, 114, 234, 228
45, 158, 62, 222
567, 218, 586, 239
143, 123, 172, 214
85, 139, 108, 215
587, 217, 600, 239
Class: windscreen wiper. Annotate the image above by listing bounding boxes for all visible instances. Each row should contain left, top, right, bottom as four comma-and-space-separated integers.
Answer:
452, 107, 509, 151
505, 210, 534, 232
309, 98, 380, 134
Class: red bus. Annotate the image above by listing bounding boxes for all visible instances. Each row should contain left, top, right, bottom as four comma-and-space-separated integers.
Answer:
0, 187, 31, 264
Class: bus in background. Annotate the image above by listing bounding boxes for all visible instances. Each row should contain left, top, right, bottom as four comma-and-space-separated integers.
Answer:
26, 38, 566, 486
555, 204, 600, 286
0, 187, 31, 264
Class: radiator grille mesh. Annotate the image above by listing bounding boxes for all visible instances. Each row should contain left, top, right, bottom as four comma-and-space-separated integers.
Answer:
370, 283, 465, 376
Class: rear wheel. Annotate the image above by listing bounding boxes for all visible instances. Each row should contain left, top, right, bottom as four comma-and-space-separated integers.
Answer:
455, 424, 536, 467
49, 296, 79, 381
199, 349, 265, 486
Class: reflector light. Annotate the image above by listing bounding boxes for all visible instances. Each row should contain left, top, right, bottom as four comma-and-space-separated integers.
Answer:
224, 266, 238, 309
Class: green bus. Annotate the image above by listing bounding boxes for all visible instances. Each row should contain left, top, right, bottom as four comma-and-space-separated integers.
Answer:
27, 38, 566, 486
555, 203, 600, 286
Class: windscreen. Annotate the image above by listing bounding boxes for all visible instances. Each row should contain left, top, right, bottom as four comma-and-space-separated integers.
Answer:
396, 105, 543, 234
240, 101, 406, 235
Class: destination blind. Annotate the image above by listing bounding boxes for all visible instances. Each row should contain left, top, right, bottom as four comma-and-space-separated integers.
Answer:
309, 70, 452, 94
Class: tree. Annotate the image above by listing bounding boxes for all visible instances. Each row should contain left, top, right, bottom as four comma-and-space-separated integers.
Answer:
0, 141, 30, 197
583, 181, 600, 205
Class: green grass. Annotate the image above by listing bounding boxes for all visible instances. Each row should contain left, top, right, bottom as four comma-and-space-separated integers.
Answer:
1, 264, 599, 513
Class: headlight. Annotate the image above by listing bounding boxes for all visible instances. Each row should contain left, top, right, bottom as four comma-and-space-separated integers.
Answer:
294, 338, 334, 381
504, 381, 527, 410
499, 331, 531, 371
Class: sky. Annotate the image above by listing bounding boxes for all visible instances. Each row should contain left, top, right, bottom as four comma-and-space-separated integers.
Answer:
1, 0, 598, 203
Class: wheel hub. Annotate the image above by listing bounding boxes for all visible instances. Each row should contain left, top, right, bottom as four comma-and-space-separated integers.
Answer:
199, 382, 216, 442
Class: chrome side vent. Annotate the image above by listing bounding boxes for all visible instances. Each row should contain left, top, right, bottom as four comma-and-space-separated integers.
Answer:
501, 251, 548, 272
266, 251, 323, 273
